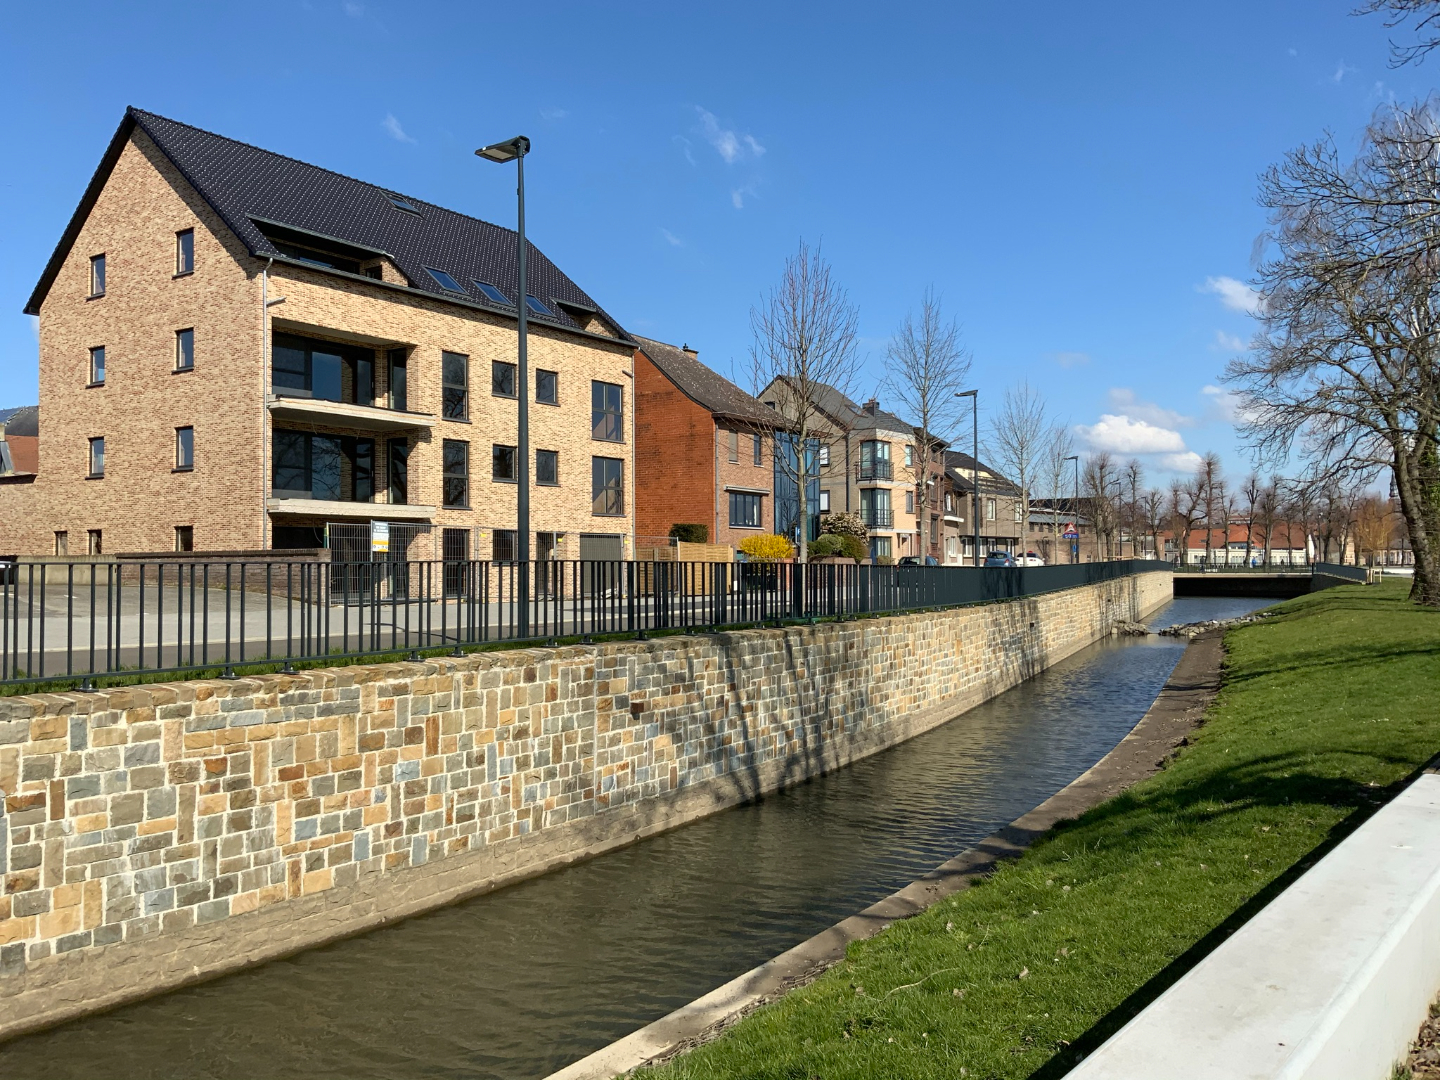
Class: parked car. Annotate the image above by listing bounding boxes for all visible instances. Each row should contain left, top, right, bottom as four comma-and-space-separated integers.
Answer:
898, 555, 939, 566
1015, 551, 1045, 567
984, 551, 1017, 567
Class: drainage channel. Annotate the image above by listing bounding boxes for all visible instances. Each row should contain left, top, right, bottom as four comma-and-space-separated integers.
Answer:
0, 596, 1266, 1080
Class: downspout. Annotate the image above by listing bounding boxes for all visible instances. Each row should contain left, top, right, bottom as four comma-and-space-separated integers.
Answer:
714, 421, 721, 542
261, 258, 272, 551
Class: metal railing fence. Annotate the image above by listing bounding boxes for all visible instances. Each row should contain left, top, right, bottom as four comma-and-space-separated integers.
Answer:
0, 558, 1171, 691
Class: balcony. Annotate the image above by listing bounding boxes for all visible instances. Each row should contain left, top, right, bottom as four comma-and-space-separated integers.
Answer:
860, 508, 894, 529
267, 395, 435, 434
266, 494, 435, 521
857, 460, 893, 481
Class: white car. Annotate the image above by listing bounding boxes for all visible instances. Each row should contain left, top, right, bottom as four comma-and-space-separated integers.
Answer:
1015, 551, 1045, 567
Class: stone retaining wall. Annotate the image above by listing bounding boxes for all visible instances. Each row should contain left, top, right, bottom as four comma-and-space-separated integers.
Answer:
0, 570, 1170, 1039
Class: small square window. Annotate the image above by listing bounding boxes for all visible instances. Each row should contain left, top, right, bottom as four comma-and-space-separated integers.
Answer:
89, 346, 106, 385
386, 193, 420, 214
536, 369, 558, 405
525, 295, 552, 315
176, 229, 194, 275
88, 437, 105, 478
473, 281, 510, 305
492, 529, 517, 562
175, 525, 194, 552
492, 360, 516, 397
492, 444, 517, 482
175, 328, 194, 371
87, 529, 103, 555
90, 254, 106, 297
426, 267, 466, 293
175, 426, 194, 470
536, 449, 558, 485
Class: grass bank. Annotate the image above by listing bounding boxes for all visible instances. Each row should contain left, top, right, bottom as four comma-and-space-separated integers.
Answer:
643, 580, 1440, 1079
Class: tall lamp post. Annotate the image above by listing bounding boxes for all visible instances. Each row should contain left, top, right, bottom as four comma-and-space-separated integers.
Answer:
956, 390, 979, 566
476, 135, 532, 635
1064, 454, 1079, 564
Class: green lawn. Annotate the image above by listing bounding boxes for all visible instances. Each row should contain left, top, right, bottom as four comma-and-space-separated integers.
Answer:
643, 580, 1440, 1079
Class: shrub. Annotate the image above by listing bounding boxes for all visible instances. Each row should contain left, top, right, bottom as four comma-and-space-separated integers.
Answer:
876, 554, 895, 565
668, 523, 709, 543
807, 535, 843, 560
839, 535, 868, 562
738, 534, 797, 563
820, 511, 867, 540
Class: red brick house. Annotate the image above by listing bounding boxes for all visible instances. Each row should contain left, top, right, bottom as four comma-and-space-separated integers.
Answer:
634, 337, 781, 547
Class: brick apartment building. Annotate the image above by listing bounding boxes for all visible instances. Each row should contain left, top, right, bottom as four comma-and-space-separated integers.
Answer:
943, 450, 1024, 564
633, 337, 781, 546
0, 108, 636, 563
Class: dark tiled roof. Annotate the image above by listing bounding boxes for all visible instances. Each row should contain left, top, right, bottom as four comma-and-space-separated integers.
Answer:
634, 337, 778, 426
798, 380, 914, 434
944, 449, 1019, 494
0, 405, 38, 437
26, 108, 630, 343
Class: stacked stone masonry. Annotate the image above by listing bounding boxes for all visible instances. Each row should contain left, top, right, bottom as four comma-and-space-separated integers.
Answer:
0, 571, 1170, 1038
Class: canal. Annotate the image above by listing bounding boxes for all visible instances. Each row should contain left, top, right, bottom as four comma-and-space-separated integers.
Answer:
0, 596, 1265, 1080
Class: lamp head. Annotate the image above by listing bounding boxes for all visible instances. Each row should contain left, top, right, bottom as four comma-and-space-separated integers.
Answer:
956, 389, 978, 399
476, 136, 531, 163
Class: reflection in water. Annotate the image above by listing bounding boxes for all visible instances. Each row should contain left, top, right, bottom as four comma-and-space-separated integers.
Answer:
0, 597, 1265, 1080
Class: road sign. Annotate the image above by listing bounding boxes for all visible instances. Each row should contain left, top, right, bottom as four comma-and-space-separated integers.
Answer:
370, 520, 390, 554
1063, 525, 1079, 540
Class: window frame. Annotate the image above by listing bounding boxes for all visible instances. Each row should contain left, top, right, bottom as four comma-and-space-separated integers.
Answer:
174, 525, 194, 552
473, 281, 510, 305
591, 456, 625, 516
426, 267, 467, 293
591, 380, 624, 443
388, 348, 408, 411
54, 531, 68, 556
535, 368, 559, 405
491, 443, 517, 483
442, 351, 469, 420
88, 437, 105, 478
727, 429, 739, 463
443, 439, 470, 508
492, 529, 517, 563
89, 254, 106, 298
905, 490, 915, 514
525, 294, 553, 315
753, 433, 763, 466
89, 345, 105, 386
818, 443, 830, 467
536, 448, 559, 486
87, 529, 103, 556
819, 489, 830, 513
388, 439, 409, 505
986, 497, 997, 521
728, 491, 763, 529
491, 360, 517, 398
175, 229, 195, 276
174, 426, 194, 472
175, 328, 195, 372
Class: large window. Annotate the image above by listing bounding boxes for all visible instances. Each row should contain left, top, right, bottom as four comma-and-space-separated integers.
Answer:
175, 328, 194, 371
89, 346, 105, 385
591, 456, 624, 515
859, 487, 892, 527
492, 443, 516, 482
536, 369, 558, 405
869, 536, 892, 560
388, 349, 408, 411
271, 431, 372, 501
175, 426, 193, 471
176, 229, 194, 275
88, 437, 105, 478
536, 449, 558, 485
729, 491, 762, 528
388, 440, 409, 504
89, 254, 105, 297
859, 440, 892, 480
492, 360, 516, 398
492, 529, 517, 562
443, 440, 469, 507
272, 333, 374, 406
591, 381, 624, 442
443, 351, 468, 419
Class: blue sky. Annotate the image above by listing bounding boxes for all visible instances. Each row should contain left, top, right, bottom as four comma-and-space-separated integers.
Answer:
0, 1, 1430, 489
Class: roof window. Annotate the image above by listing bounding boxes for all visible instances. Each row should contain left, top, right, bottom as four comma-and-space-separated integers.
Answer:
473, 281, 511, 305
425, 267, 466, 293
525, 295, 553, 316
386, 193, 420, 214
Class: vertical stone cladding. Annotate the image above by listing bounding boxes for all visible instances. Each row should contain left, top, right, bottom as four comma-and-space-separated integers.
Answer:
0, 571, 1171, 1037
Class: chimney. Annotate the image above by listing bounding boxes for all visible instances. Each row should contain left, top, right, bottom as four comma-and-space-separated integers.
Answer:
863, 399, 879, 416
682, 343, 698, 358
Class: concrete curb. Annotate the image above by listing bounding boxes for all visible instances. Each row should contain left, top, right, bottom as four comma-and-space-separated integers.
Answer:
544, 631, 1226, 1080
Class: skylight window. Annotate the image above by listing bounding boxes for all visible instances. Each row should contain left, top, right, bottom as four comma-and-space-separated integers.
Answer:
473, 281, 511, 305
386, 193, 420, 214
425, 267, 466, 293
525, 295, 553, 316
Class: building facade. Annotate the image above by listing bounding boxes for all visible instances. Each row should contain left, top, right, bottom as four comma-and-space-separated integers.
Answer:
1, 108, 635, 563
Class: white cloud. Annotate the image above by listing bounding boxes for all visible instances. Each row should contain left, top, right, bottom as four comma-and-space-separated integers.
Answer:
696, 108, 764, 164
731, 183, 759, 209
1052, 351, 1090, 369
1075, 414, 1187, 455
660, 228, 683, 247
1160, 451, 1204, 472
381, 114, 415, 144
673, 135, 697, 167
539, 107, 568, 121
1333, 60, 1356, 83
1106, 388, 1193, 429
1213, 330, 1246, 352
1200, 276, 1262, 315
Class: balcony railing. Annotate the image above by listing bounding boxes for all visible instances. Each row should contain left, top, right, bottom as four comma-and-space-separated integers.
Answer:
861, 508, 894, 528
857, 460, 893, 481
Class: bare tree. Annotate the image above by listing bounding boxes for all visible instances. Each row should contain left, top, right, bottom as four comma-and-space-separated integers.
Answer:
1197, 454, 1224, 566
1226, 103, 1440, 603
1169, 477, 1205, 567
884, 289, 971, 558
1083, 453, 1120, 559
1141, 487, 1166, 560
1240, 473, 1264, 565
750, 240, 861, 561
1037, 425, 1076, 563
986, 382, 1049, 562
1358, 0, 1440, 66
1256, 477, 1282, 567
1122, 458, 1144, 558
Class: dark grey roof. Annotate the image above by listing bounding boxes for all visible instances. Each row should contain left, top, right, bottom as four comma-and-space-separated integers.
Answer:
944, 449, 1019, 494
634, 337, 778, 426
775, 378, 914, 434
26, 108, 630, 343
0, 405, 37, 436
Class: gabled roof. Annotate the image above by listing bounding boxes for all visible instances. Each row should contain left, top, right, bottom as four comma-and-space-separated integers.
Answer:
764, 378, 914, 435
634, 337, 778, 427
26, 108, 630, 344
944, 450, 1020, 495
0, 405, 38, 437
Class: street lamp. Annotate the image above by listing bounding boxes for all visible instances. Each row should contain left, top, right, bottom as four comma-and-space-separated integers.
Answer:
1064, 454, 1079, 564
476, 135, 532, 635
956, 390, 979, 566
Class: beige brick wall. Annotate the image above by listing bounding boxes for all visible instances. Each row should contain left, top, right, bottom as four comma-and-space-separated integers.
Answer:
0, 570, 1171, 1035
